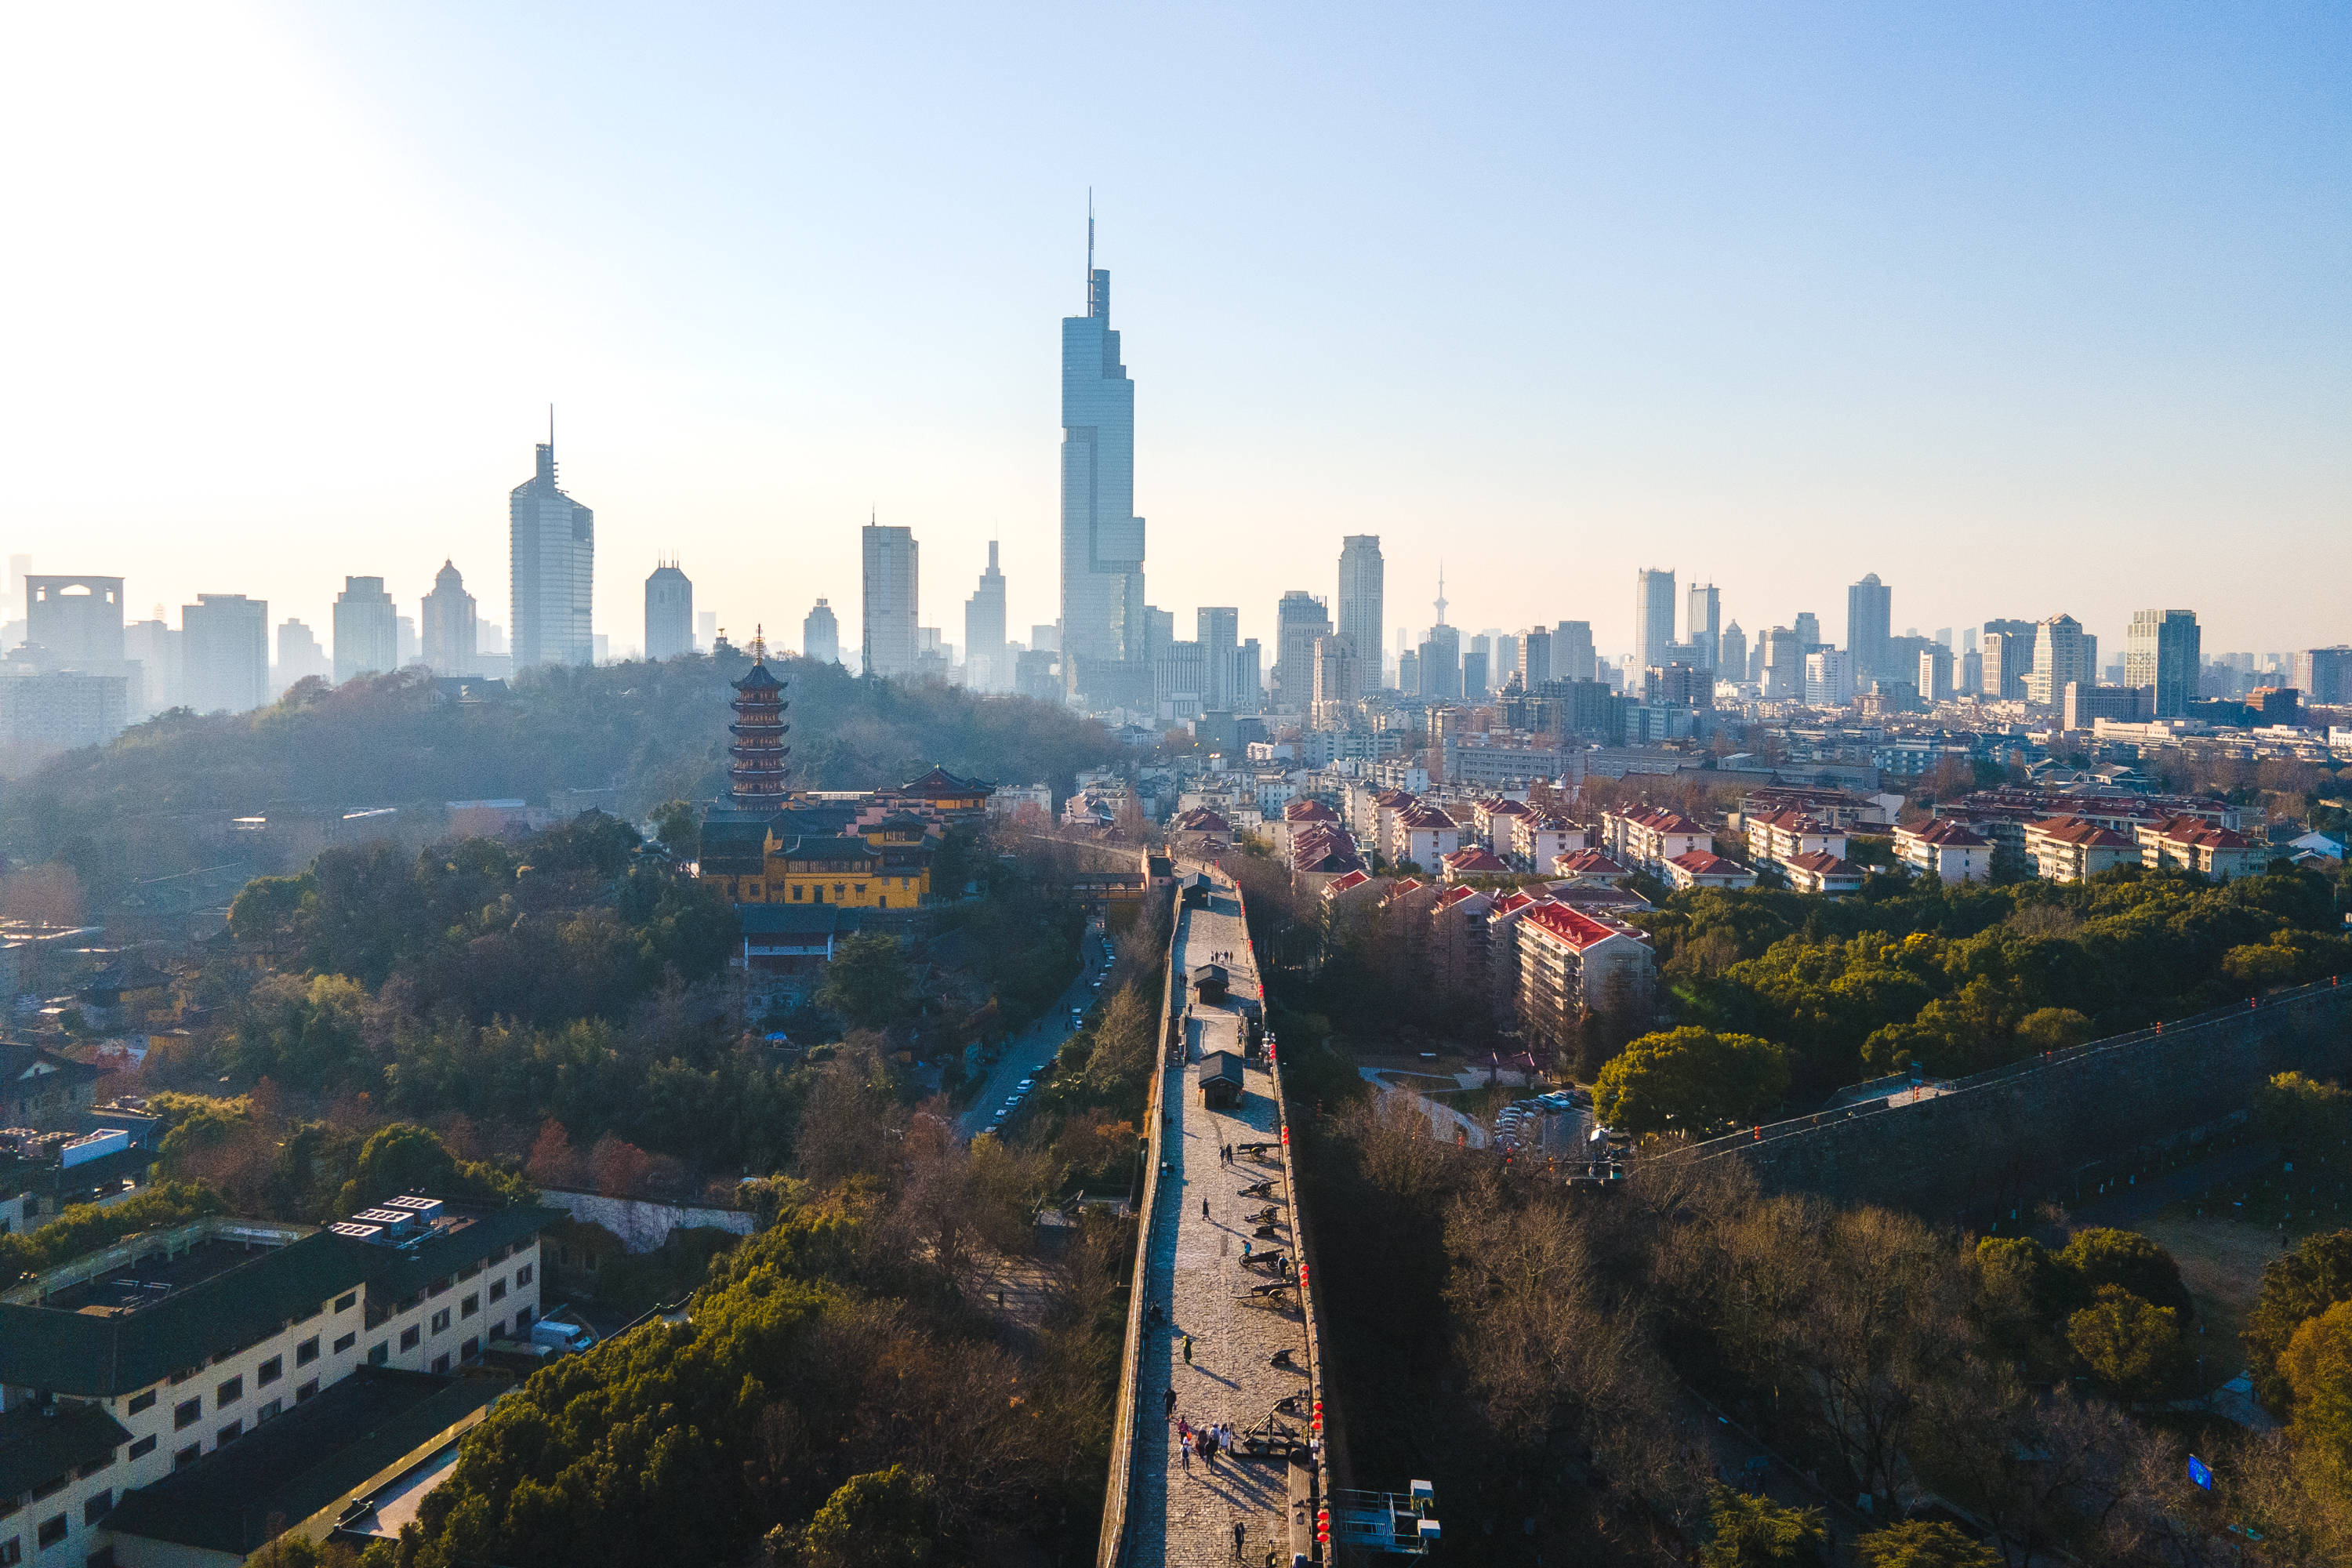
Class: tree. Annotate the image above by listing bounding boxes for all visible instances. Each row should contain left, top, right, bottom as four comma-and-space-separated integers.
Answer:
648, 799, 700, 860
799, 1467, 942, 1566
2248, 1229, 2352, 1413
2283, 1299, 2352, 1471
2014, 1007, 2091, 1052
817, 934, 915, 1031
2257, 1071, 2352, 1157
1854, 1520, 2000, 1568
332, 1123, 524, 1215
1594, 1026, 1791, 1135
2054, 1227, 2191, 1319
2065, 1285, 2183, 1398
1701, 1488, 1826, 1567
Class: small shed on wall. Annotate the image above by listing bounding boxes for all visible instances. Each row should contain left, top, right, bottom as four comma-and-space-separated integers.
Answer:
1190, 963, 1229, 1004
1200, 1051, 1244, 1109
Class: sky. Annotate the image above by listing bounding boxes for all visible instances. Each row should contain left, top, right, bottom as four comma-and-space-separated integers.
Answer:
1, 2, 2346, 667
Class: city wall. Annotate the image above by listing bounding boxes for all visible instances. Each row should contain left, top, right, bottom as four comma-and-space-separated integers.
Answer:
1693, 978, 2352, 1219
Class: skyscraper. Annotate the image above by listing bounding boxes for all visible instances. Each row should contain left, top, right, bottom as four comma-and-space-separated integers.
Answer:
1794, 612, 1822, 652
126, 615, 182, 712
182, 594, 268, 713
1555, 621, 1597, 684
2025, 615, 2096, 706
1846, 574, 1892, 683
25, 577, 124, 667
1980, 619, 2035, 701
1273, 592, 1330, 713
1337, 535, 1384, 668
273, 619, 326, 694
964, 543, 1007, 693
644, 562, 693, 662
510, 434, 593, 670
861, 522, 919, 680
1059, 212, 1145, 702
1634, 568, 1675, 673
1685, 583, 1721, 673
804, 599, 840, 665
1196, 607, 1239, 710
332, 576, 397, 684
1418, 625, 1461, 701
419, 561, 479, 676
1719, 622, 1747, 688
1762, 626, 1802, 700
1519, 627, 1552, 688
2125, 609, 2200, 718
1311, 633, 1359, 719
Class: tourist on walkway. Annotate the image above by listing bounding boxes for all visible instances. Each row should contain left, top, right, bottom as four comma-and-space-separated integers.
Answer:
1183, 1334, 1194, 1364
1233, 1520, 1247, 1556
1165, 1387, 1177, 1417
1203, 1197, 1210, 1219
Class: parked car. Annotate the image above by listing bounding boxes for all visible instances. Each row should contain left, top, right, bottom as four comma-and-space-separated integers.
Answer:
532, 1319, 594, 1354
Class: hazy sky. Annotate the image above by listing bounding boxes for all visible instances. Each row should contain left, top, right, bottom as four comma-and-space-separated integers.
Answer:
2, 3, 2346, 666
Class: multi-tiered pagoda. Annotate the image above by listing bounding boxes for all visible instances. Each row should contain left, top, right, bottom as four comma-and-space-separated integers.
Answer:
727, 629, 791, 809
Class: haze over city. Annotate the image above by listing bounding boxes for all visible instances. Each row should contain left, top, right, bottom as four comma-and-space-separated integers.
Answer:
3, 2, 2347, 659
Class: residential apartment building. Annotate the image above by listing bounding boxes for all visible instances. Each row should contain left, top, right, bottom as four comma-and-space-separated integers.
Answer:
1743, 810, 1849, 872
1895, 818, 1993, 884
1515, 902, 1656, 1062
1390, 804, 1462, 869
2137, 816, 2263, 882
2024, 615, 2096, 706
1602, 807, 1711, 877
1513, 815, 1587, 870
1664, 851, 1755, 891
1783, 851, 1863, 897
2024, 816, 2140, 882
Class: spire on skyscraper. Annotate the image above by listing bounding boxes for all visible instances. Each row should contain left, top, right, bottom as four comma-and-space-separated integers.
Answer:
1433, 565, 1448, 627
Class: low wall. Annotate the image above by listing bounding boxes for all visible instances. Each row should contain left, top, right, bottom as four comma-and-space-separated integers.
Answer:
1693, 977, 2352, 1218
535, 1190, 758, 1254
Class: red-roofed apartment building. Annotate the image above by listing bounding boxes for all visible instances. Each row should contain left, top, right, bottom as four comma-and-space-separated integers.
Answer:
1743, 810, 1848, 873
1895, 818, 1992, 884
1515, 902, 1655, 1064
1431, 884, 1499, 1007
2137, 816, 2266, 882
1391, 804, 1464, 869
1783, 850, 1864, 898
2024, 817, 2140, 883
1664, 850, 1756, 891
1552, 848, 1632, 885
1441, 846, 1514, 883
1602, 808, 1711, 877
1512, 815, 1588, 871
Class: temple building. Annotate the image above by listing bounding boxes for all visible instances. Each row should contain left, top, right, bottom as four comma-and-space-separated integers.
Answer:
696, 637, 992, 914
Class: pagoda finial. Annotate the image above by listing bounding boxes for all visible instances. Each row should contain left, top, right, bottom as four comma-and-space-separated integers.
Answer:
749, 624, 768, 662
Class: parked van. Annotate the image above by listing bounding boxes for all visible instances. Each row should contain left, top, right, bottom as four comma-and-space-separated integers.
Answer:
532, 1318, 594, 1354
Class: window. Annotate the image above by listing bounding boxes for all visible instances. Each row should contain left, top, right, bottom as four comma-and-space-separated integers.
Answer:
125, 1390, 155, 1417
81, 1492, 111, 1526
0, 1537, 16, 1566
256, 1399, 282, 1424
256, 1356, 281, 1386
368, 1343, 388, 1367
216, 1420, 241, 1446
400, 1326, 420, 1351
125, 1437, 154, 1461
430, 1308, 452, 1335
296, 1380, 318, 1404
333, 1332, 355, 1354
173, 1445, 199, 1472
335, 1292, 356, 1312
85, 1549, 115, 1568
28, 1477, 64, 1504
426, 1277, 450, 1298
459, 1261, 481, 1281
488, 1279, 506, 1303
514, 1305, 534, 1329
215, 1376, 241, 1407
431, 1353, 450, 1374
74, 1454, 110, 1479
515, 1264, 533, 1287
167, 1368, 194, 1386
461, 1337, 479, 1362
461, 1294, 479, 1319
172, 1399, 200, 1431
296, 1336, 319, 1367
489, 1318, 506, 1340
35, 1518, 64, 1551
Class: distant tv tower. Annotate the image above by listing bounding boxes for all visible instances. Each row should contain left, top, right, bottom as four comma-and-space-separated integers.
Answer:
1432, 564, 1448, 627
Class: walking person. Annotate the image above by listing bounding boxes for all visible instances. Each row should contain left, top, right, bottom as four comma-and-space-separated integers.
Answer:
1183, 1334, 1194, 1365
1202, 1197, 1210, 1219
1164, 1386, 1178, 1418
1233, 1520, 1247, 1557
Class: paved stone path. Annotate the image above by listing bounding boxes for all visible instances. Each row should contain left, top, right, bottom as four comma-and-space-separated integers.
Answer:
1130, 889, 1313, 1566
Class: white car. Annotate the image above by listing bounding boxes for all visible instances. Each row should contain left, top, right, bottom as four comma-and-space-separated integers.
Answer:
992, 1109, 1008, 1122
1017, 1077, 1035, 1091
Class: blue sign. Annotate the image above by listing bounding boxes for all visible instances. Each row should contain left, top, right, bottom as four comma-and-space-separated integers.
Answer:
2188, 1455, 2213, 1491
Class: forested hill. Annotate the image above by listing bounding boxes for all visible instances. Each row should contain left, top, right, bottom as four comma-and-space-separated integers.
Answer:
0, 652, 1117, 897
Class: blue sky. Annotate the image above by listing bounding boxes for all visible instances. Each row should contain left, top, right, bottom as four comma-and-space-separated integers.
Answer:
1, 2, 2344, 662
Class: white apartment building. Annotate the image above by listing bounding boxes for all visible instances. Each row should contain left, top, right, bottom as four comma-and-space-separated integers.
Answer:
1895, 818, 1993, 884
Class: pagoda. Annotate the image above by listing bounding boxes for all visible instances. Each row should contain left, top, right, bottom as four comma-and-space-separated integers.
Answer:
727, 627, 792, 810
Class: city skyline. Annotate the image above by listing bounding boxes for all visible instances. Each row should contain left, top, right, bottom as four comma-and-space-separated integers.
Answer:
2, 7, 2344, 660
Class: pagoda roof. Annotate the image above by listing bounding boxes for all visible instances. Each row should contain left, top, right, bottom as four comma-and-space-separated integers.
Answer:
731, 662, 785, 693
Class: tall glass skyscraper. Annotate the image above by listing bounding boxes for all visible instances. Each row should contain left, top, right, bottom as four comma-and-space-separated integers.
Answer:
1337, 535, 1384, 672
510, 438, 593, 669
1059, 216, 1145, 702
1634, 568, 1676, 673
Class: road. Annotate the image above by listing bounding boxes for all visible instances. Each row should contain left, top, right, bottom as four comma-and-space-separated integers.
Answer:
1129, 883, 1316, 1567
959, 915, 1109, 1138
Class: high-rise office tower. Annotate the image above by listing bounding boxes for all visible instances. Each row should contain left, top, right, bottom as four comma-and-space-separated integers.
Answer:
1980, 619, 2034, 701
1762, 626, 1802, 700
273, 619, 327, 694
332, 576, 397, 684
510, 434, 593, 670
2126, 609, 2199, 719
804, 599, 841, 664
1311, 633, 1359, 717
25, 576, 125, 667
1494, 633, 1519, 690
183, 594, 268, 713
1273, 592, 1330, 713
1793, 612, 1821, 652
398, 616, 419, 670
1685, 583, 1721, 673
420, 562, 479, 676
1920, 644, 1955, 703
1337, 535, 1384, 666
1197, 607, 1239, 710
963, 543, 1007, 694
1805, 649, 1854, 707
1846, 574, 1892, 682
2025, 615, 2096, 706
1555, 621, 1597, 684
1519, 627, 1552, 688
1418, 624, 1461, 701
1143, 605, 1175, 665
1719, 622, 1747, 688
1059, 214, 1146, 701
1234, 639, 1263, 715
1634, 568, 1676, 673
125, 615, 182, 713
2292, 648, 2352, 706
861, 523, 919, 680
644, 562, 693, 662
1462, 649, 1489, 702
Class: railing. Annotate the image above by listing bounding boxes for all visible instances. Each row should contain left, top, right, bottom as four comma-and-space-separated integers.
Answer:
1684, 973, 2350, 1160
1094, 887, 1181, 1568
